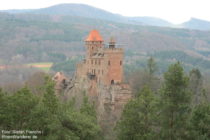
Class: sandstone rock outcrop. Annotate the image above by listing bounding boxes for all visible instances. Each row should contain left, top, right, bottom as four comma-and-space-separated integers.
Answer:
63, 75, 132, 139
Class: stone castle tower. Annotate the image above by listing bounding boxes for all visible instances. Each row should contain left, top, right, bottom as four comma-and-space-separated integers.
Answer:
76, 30, 124, 86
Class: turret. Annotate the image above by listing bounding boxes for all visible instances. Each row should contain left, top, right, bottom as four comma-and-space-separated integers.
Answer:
85, 30, 104, 57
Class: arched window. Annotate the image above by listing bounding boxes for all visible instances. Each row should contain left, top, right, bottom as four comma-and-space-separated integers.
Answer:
111, 80, 114, 85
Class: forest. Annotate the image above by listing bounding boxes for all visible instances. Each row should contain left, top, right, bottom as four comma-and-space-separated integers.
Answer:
0, 58, 210, 140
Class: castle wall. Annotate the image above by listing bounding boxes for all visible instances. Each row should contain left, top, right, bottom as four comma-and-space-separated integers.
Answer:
76, 62, 87, 78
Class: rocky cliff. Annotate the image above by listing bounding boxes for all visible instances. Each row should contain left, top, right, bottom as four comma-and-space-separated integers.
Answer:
63, 75, 132, 139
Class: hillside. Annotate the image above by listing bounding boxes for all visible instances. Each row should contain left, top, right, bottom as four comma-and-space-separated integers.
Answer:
1, 4, 171, 27
31, 4, 129, 23
0, 11, 210, 74
0, 4, 134, 25
2, 3, 210, 30
0, 3, 173, 27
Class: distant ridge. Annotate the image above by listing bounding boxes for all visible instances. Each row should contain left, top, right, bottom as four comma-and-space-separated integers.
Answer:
1, 9, 33, 14
0, 4, 172, 27
1, 4, 129, 24
181, 18, 210, 31
32, 4, 127, 22
128, 16, 172, 27
1, 3, 210, 30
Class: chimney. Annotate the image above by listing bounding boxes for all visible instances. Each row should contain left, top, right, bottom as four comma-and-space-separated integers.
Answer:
109, 37, 115, 48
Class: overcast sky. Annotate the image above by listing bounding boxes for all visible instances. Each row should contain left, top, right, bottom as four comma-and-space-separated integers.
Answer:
0, 0, 209, 24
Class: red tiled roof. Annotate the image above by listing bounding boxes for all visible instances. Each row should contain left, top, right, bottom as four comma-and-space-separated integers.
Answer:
85, 30, 103, 42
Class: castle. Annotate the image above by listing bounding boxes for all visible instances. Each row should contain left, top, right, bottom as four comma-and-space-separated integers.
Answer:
76, 30, 124, 86
59, 30, 131, 139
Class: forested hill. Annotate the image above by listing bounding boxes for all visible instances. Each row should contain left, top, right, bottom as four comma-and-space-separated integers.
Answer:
2, 3, 210, 30
0, 4, 172, 27
0, 11, 210, 74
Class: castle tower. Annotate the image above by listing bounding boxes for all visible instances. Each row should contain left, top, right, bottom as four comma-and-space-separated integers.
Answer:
77, 30, 124, 86
85, 30, 104, 58
104, 37, 124, 85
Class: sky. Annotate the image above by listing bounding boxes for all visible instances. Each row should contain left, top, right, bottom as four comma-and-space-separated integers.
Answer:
0, 0, 209, 24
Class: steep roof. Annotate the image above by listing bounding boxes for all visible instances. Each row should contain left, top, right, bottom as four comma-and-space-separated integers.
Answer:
85, 30, 103, 42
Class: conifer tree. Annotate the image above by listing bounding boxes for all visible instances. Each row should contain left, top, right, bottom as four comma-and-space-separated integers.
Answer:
0, 87, 39, 129
147, 56, 158, 76
159, 62, 191, 140
42, 76, 58, 114
189, 68, 204, 105
146, 57, 160, 93
0, 76, 102, 140
189, 102, 210, 140
80, 95, 97, 120
116, 86, 157, 140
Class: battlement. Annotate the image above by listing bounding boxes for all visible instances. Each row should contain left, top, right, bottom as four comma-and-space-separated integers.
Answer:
104, 48, 124, 55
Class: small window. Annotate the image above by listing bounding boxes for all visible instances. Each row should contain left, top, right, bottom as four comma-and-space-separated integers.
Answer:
120, 61, 122, 65
108, 60, 111, 66
95, 60, 97, 65
91, 60, 93, 65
